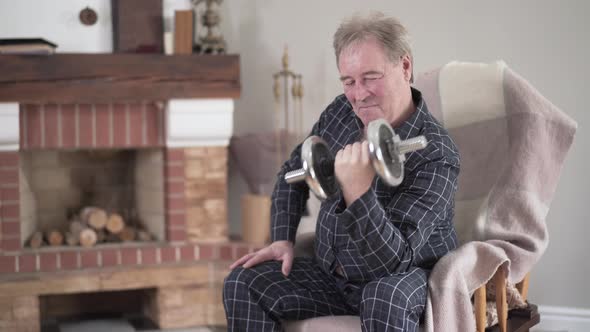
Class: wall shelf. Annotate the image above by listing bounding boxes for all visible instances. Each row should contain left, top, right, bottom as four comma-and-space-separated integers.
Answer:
0, 53, 241, 103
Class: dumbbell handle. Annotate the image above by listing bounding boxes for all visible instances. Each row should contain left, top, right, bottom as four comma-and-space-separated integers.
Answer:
285, 160, 333, 184
393, 136, 428, 155
285, 168, 307, 184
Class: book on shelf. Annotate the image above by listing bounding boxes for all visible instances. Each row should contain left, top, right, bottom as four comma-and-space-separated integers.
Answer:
0, 38, 57, 54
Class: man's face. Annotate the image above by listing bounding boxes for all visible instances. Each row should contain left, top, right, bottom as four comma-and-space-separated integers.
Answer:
338, 38, 412, 127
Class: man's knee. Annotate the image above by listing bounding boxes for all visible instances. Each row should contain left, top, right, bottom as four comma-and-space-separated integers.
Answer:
360, 272, 428, 315
224, 266, 251, 286
223, 266, 258, 301
359, 273, 427, 331
362, 279, 409, 310
223, 262, 283, 302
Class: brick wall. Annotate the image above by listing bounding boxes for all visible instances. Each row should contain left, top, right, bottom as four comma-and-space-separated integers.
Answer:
20, 103, 164, 149
184, 146, 228, 242
0, 241, 255, 274
0, 152, 21, 252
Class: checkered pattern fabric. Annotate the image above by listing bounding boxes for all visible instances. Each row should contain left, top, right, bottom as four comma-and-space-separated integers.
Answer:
272, 88, 460, 279
224, 88, 460, 331
224, 257, 429, 331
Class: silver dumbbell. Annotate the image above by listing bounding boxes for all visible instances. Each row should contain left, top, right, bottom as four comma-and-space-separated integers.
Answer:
284, 118, 428, 201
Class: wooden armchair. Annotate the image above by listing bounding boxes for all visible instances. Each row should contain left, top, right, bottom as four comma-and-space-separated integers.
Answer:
286, 60, 576, 332
286, 238, 539, 332
413, 60, 574, 331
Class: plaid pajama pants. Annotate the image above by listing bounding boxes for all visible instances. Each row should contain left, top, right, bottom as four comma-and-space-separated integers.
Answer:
223, 257, 428, 331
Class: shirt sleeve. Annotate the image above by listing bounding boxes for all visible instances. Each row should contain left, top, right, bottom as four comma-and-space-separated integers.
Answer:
270, 113, 325, 243
333, 150, 460, 278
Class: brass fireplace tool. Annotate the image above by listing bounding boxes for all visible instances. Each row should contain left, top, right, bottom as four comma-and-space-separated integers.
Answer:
273, 46, 304, 170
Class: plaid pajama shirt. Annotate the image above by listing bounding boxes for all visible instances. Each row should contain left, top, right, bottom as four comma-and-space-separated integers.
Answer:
224, 88, 460, 331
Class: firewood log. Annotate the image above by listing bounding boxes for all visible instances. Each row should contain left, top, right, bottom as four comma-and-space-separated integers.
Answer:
79, 228, 97, 248
65, 231, 78, 246
106, 213, 125, 234
70, 220, 83, 239
70, 219, 85, 235
80, 207, 108, 230
68, 217, 98, 247
46, 229, 64, 246
29, 231, 44, 249
118, 226, 136, 242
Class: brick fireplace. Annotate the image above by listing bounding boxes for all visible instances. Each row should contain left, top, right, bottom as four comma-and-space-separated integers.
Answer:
1, 98, 239, 266
0, 54, 256, 331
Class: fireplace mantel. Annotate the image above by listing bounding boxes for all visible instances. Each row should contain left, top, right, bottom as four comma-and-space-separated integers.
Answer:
0, 53, 240, 103
0, 53, 240, 150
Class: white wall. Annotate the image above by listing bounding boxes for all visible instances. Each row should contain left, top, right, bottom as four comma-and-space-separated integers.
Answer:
0, 0, 113, 52
222, 0, 590, 312
1, 0, 588, 315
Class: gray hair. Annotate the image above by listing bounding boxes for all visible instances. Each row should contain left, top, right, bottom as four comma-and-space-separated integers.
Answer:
333, 12, 413, 81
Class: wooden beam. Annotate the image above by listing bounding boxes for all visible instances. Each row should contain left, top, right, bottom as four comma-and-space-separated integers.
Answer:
0, 264, 210, 297
0, 54, 241, 103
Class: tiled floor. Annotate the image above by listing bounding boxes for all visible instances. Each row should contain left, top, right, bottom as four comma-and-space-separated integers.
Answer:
42, 317, 226, 332
48, 317, 563, 332
42, 318, 566, 332
57, 319, 226, 332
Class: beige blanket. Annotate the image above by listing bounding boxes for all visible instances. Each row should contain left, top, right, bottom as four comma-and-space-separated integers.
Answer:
414, 61, 577, 331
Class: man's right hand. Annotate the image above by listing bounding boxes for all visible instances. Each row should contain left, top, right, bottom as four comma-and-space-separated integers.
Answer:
229, 240, 294, 277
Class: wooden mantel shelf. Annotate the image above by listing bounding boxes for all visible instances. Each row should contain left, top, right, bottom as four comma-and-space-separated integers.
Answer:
0, 53, 241, 103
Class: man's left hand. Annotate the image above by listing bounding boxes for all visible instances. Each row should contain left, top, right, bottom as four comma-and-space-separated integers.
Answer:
334, 141, 375, 206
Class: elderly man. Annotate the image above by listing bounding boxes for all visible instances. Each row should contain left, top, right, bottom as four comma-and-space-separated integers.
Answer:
224, 12, 460, 331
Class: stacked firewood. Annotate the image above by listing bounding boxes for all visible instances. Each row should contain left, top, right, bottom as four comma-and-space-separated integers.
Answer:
28, 207, 154, 248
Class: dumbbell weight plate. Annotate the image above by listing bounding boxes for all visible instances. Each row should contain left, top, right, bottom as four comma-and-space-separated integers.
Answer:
367, 119, 404, 186
301, 136, 338, 200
